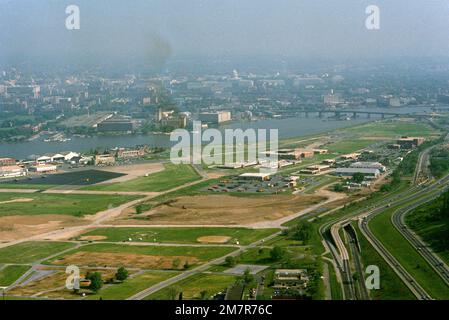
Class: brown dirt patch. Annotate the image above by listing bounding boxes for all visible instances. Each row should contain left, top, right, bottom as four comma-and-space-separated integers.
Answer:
197, 236, 231, 244
97, 163, 164, 184
79, 235, 108, 241
7, 268, 117, 299
51, 251, 198, 270
0, 198, 34, 205
114, 194, 327, 225
0, 215, 87, 242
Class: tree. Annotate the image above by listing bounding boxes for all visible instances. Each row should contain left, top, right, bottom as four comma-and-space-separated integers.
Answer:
172, 258, 181, 269
243, 268, 254, 285
289, 221, 312, 243
270, 246, 286, 261
183, 261, 190, 270
352, 172, 365, 184
333, 183, 344, 192
167, 286, 181, 300
115, 267, 129, 281
86, 272, 103, 293
224, 256, 236, 267
200, 290, 208, 300
135, 205, 144, 214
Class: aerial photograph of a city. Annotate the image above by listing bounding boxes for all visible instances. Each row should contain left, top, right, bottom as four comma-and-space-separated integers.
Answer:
1, 0, 449, 317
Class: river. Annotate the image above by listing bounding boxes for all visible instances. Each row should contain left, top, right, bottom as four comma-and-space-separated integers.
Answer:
0, 106, 435, 159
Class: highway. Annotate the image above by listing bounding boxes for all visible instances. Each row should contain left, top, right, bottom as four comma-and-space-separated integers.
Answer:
324, 142, 449, 300
344, 225, 370, 300
358, 168, 449, 299
392, 194, 449, 287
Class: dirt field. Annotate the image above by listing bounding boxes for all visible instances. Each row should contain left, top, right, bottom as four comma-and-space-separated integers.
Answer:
0, 198, 34, 205
197, 236, 232, 244
7, 267, 117, 299
79, 235, 108, 241
51, 251, 198, 270
0, 215, 87, 242
97, 163, 165, 184
114, 194, 327, 226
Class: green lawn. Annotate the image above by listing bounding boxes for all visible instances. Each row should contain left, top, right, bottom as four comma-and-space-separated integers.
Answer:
370, 207, 449, 300
353, 223, 415, 300
405, 195, 449, 265
146, 273, 238, 300
0, 193, 141, 217
0, 242, 76, 264
326, 261, 343, 300
0, 265, 31, 286
76, 227, 279, 245
85, 271, 179, 300
82, 164, 201, 192
46, 243, 237, 267
326, 139, 375, 154
343, 121, 439, 138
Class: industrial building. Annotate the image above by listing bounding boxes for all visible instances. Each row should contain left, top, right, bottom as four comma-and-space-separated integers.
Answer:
0, 157, 16, 166
0, 165, 27, 179
199, 111, 232, 124
300, 164, 331, 175
95, 154, 116, 166
349, 161, 386, 172
334, 168, 380, 179
397, 137, 425, 149
273, 269, 310, 290
29, 164, 58, 173
97, 116, 134, 133
238, 172, 272, 181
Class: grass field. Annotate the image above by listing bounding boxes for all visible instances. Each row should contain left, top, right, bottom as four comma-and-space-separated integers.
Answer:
0, 242, 76, 264
146, 273, 238, 300
370, 207, 449, 300
406, 196, 449, 265
0, 193, 141, 217
46, 243, 236, 269
0, 265, 31, 286
85, 271, 179, 300
83, 164, 201, 192
77, 227, 279, 245
353, 223, 415, 300
343, 121, 439, 138
325, 139, 375, 154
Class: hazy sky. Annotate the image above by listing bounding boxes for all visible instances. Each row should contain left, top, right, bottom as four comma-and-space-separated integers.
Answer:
1, 0, 449, 66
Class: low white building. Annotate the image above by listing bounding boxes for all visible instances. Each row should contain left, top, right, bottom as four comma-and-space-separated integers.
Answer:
36, 155, 52, 164
29, 164, 58, 173
238, 172, 272, 181
0, 165, 27, 179
350, 162, 386, 172
334, 168, 380, 179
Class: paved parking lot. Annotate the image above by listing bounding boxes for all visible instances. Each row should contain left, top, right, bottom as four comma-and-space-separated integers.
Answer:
224, 264, 269, 275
